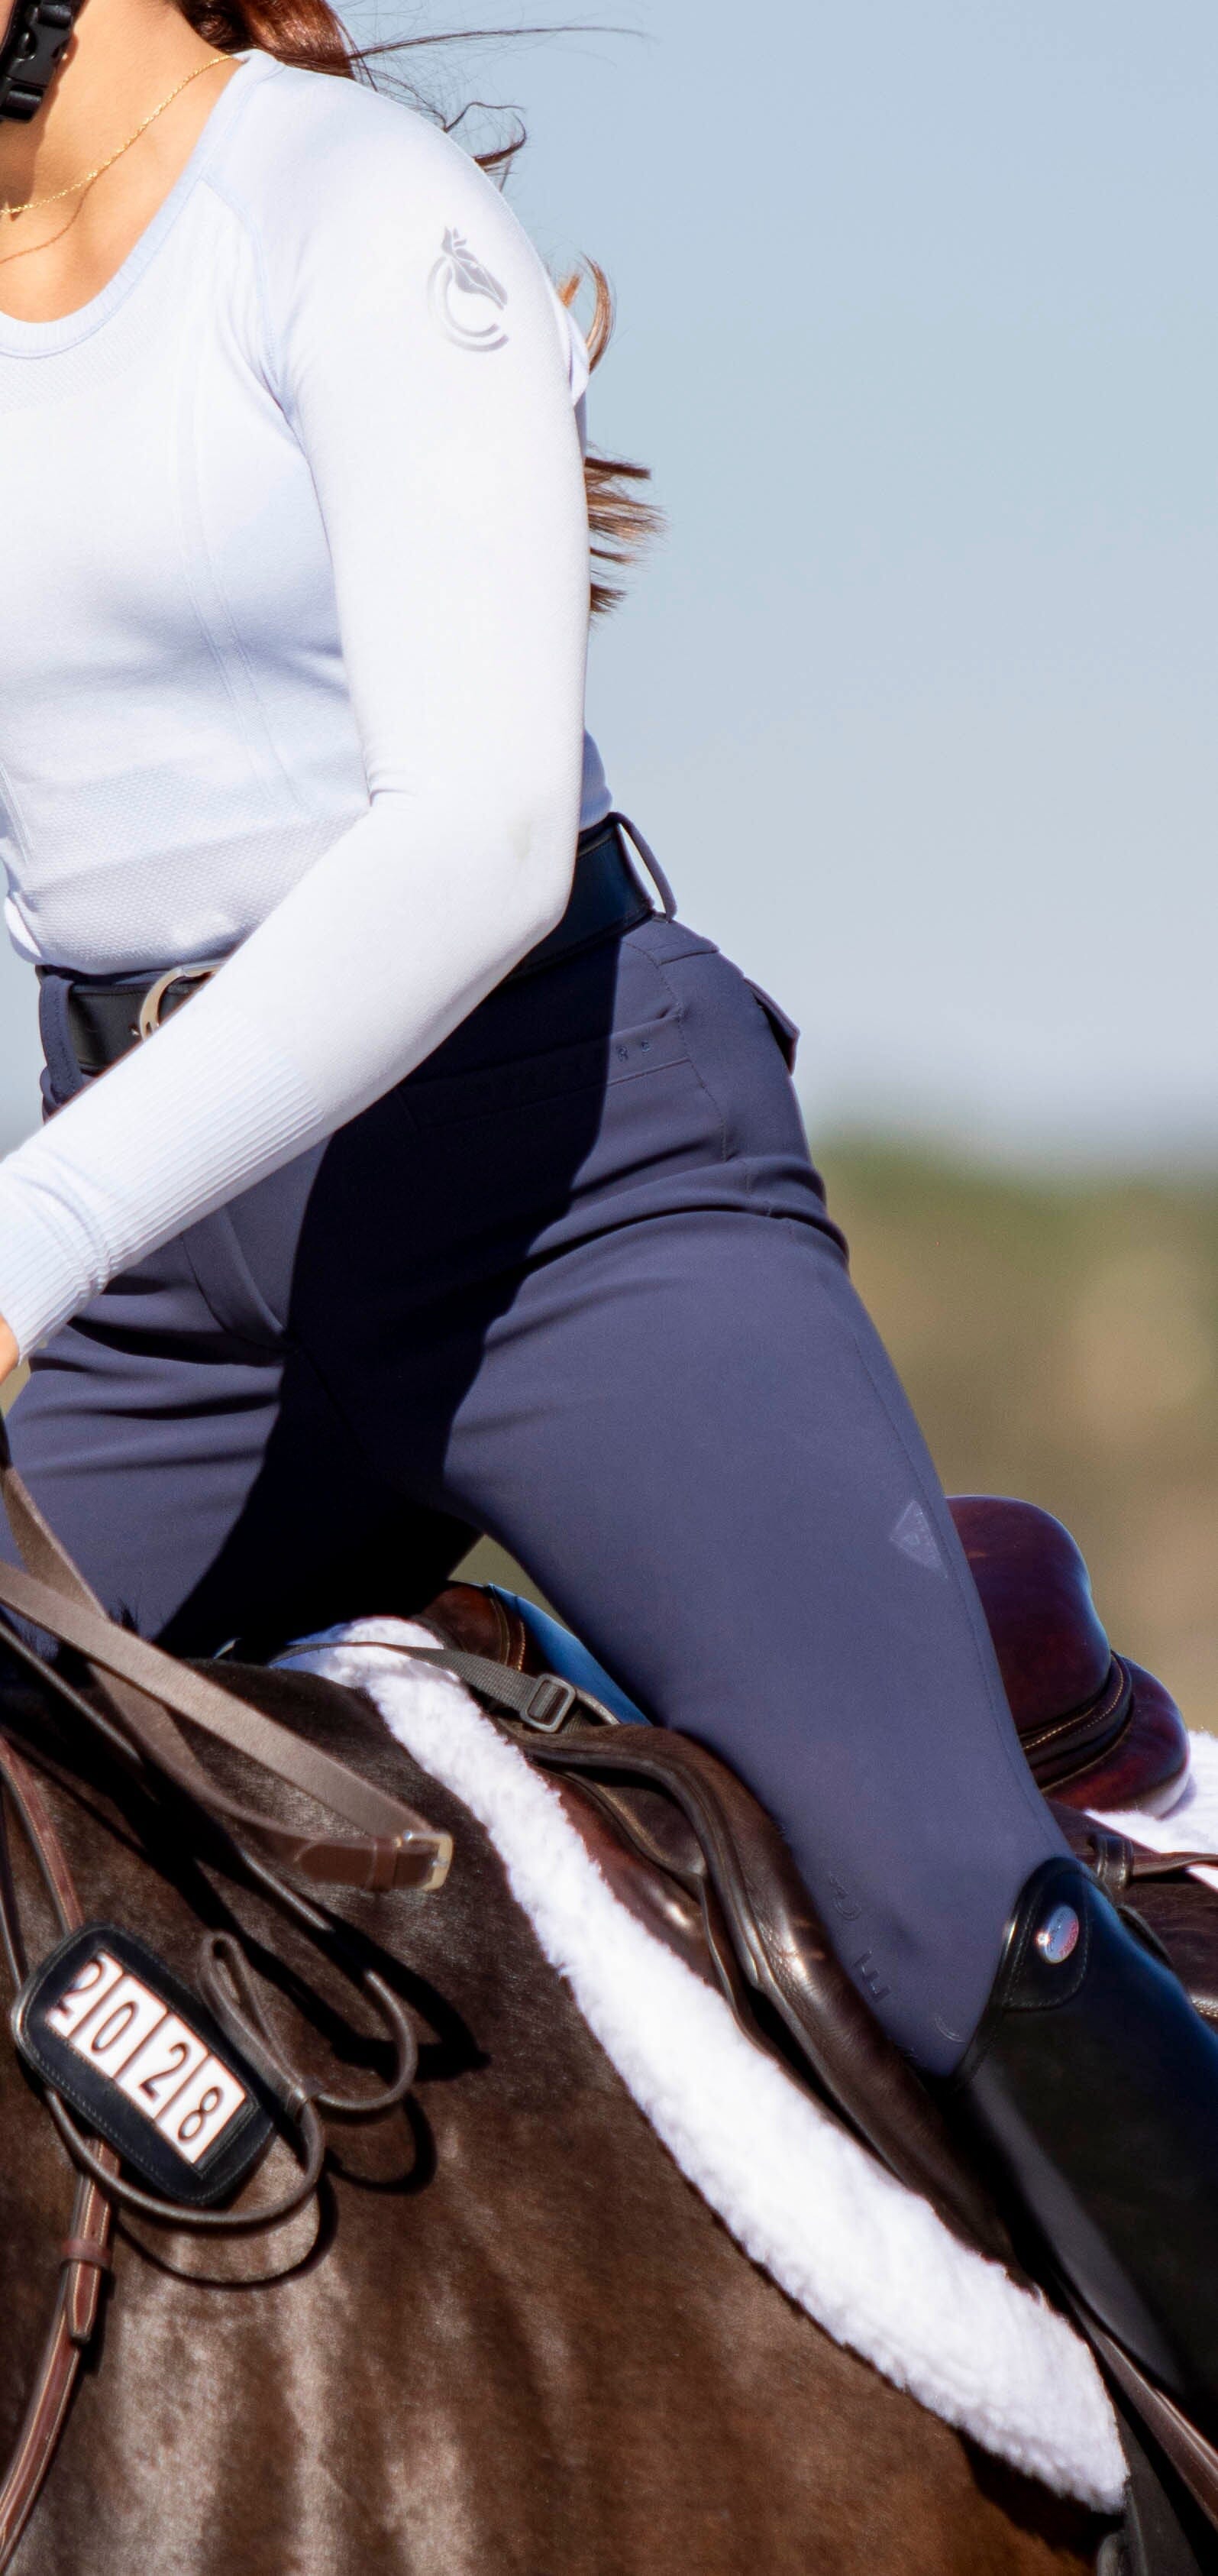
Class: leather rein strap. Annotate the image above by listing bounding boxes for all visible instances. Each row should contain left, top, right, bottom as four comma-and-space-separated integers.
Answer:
0, 1415, 451, 1896
0, 1733, 118, 2571
0, 1416, 447, 2568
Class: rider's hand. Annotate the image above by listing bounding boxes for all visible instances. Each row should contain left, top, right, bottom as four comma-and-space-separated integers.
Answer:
0, 1317, 18, 1390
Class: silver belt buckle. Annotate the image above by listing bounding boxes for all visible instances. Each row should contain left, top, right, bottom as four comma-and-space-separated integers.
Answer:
137, 963, 216, 1044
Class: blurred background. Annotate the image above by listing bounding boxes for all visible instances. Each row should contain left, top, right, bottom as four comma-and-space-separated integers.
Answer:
2, 5, 1216, 1715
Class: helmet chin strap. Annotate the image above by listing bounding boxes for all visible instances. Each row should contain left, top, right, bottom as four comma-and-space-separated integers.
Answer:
0, 0, 80, 123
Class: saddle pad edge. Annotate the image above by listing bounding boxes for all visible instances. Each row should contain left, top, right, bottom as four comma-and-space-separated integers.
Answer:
276, 1616, 1126, 2515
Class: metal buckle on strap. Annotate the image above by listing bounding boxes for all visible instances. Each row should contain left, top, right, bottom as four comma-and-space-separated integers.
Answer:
518, 1675, 578, 1735
606, 813, 677, 922
137, 963, 216, 1042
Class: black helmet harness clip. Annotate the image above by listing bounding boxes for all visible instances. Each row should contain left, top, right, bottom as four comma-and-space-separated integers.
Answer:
0, 0, 80, 124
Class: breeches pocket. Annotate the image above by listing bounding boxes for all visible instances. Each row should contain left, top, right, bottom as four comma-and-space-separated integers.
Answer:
400, 1011, 693, 1136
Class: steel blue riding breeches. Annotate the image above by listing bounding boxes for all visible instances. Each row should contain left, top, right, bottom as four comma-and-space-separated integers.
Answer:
2, 910, 1065, 2073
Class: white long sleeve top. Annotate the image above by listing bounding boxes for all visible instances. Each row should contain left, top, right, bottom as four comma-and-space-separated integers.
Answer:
0, 49, 610, 1361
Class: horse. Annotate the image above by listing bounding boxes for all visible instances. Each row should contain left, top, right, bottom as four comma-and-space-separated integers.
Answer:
0, 1594, 1132, 2576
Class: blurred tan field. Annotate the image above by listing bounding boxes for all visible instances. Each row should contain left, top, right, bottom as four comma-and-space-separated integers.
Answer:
7, 1142, 1218, 1736
816, 1141, 1218, 1738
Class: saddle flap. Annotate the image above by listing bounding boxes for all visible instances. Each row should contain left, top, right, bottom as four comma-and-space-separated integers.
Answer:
417, 1587, 1016, 2267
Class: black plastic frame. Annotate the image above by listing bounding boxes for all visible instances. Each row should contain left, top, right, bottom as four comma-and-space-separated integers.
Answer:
0, 0, 78, 125
13, 1921, 276, 2208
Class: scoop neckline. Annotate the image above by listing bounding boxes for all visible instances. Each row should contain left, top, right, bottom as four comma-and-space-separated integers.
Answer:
0, 50, 278, 357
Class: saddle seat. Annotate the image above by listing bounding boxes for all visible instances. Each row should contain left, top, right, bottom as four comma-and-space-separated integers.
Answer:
947, 1495, 1188, 1815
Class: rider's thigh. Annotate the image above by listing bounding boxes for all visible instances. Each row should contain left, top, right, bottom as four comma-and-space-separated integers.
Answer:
0, 1225, 443, 1653
434, 1204, 1062, 2068
369, 924, 1066, 2072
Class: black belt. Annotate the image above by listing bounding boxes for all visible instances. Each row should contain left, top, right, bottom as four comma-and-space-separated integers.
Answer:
45, 814, 674, 1081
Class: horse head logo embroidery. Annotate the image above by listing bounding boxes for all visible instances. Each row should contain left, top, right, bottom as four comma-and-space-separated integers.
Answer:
428, 228, 510, 353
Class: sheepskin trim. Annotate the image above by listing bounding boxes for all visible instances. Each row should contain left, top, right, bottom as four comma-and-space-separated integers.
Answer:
276, 1618, 1129, 2509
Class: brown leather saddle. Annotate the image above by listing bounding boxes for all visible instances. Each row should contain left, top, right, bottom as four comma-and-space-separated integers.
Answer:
415, 1494, 1218, 2543
415, 1490, 1207, 2252
945, 1495, 1188, 1815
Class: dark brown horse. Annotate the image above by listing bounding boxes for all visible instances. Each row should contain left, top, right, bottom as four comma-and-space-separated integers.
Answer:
0, 1628, 1117, 2576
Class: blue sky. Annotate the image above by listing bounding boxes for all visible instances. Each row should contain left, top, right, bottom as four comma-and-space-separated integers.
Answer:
2, 1, 1213, 1161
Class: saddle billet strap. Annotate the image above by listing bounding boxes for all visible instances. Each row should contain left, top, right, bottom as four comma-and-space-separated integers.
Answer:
1127, 1850, 1218, 1880
396, 1644, 1013, 2268
396, 1645, 624, 1736
1090, 2328, 1218, 2541
1052, 1808, 1218, 1904
0, 1426, 451, 1894
0, 1734, 119, 2575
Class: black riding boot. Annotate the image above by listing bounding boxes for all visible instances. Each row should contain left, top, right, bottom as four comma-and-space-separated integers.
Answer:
953, 1854, 1218, 2442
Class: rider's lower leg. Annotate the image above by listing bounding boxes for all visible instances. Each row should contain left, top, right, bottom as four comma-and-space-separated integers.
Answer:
955, 1854, 1218, 2445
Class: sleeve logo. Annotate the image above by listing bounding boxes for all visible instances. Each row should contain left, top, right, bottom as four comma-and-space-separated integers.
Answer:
428, 228, 509, 352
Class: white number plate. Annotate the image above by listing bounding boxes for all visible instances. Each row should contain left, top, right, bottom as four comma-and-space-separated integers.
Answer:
50, 1947, 248, 2165
16, 1922, 275, 2209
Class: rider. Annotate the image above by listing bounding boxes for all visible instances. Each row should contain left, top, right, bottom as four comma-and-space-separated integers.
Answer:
0, 0, 1216, 2458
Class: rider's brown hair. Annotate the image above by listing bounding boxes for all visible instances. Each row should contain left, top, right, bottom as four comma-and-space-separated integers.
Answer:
173, 0, 660, 614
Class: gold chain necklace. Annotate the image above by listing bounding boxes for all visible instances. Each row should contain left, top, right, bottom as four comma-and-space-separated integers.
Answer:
2, 53, 228, 225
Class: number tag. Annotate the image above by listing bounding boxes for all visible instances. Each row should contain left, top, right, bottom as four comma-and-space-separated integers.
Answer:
14, 1924, 276, 2208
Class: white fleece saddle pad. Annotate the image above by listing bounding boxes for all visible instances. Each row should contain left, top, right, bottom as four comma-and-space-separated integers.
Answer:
277, 1619, 1218, 2514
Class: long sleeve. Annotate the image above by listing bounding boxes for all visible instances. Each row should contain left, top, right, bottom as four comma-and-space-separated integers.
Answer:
0, 85, 590, 1361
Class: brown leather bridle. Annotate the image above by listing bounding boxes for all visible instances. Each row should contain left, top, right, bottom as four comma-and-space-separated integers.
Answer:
0, 1731, 118, 2568
0, 1410, 457, 2567
0, 1417, 452, 1900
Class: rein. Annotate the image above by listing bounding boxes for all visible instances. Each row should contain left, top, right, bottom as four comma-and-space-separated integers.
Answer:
0, 1413, 456, 2569
0, 1416, 452, 1897
0, 1732, 118, 2568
